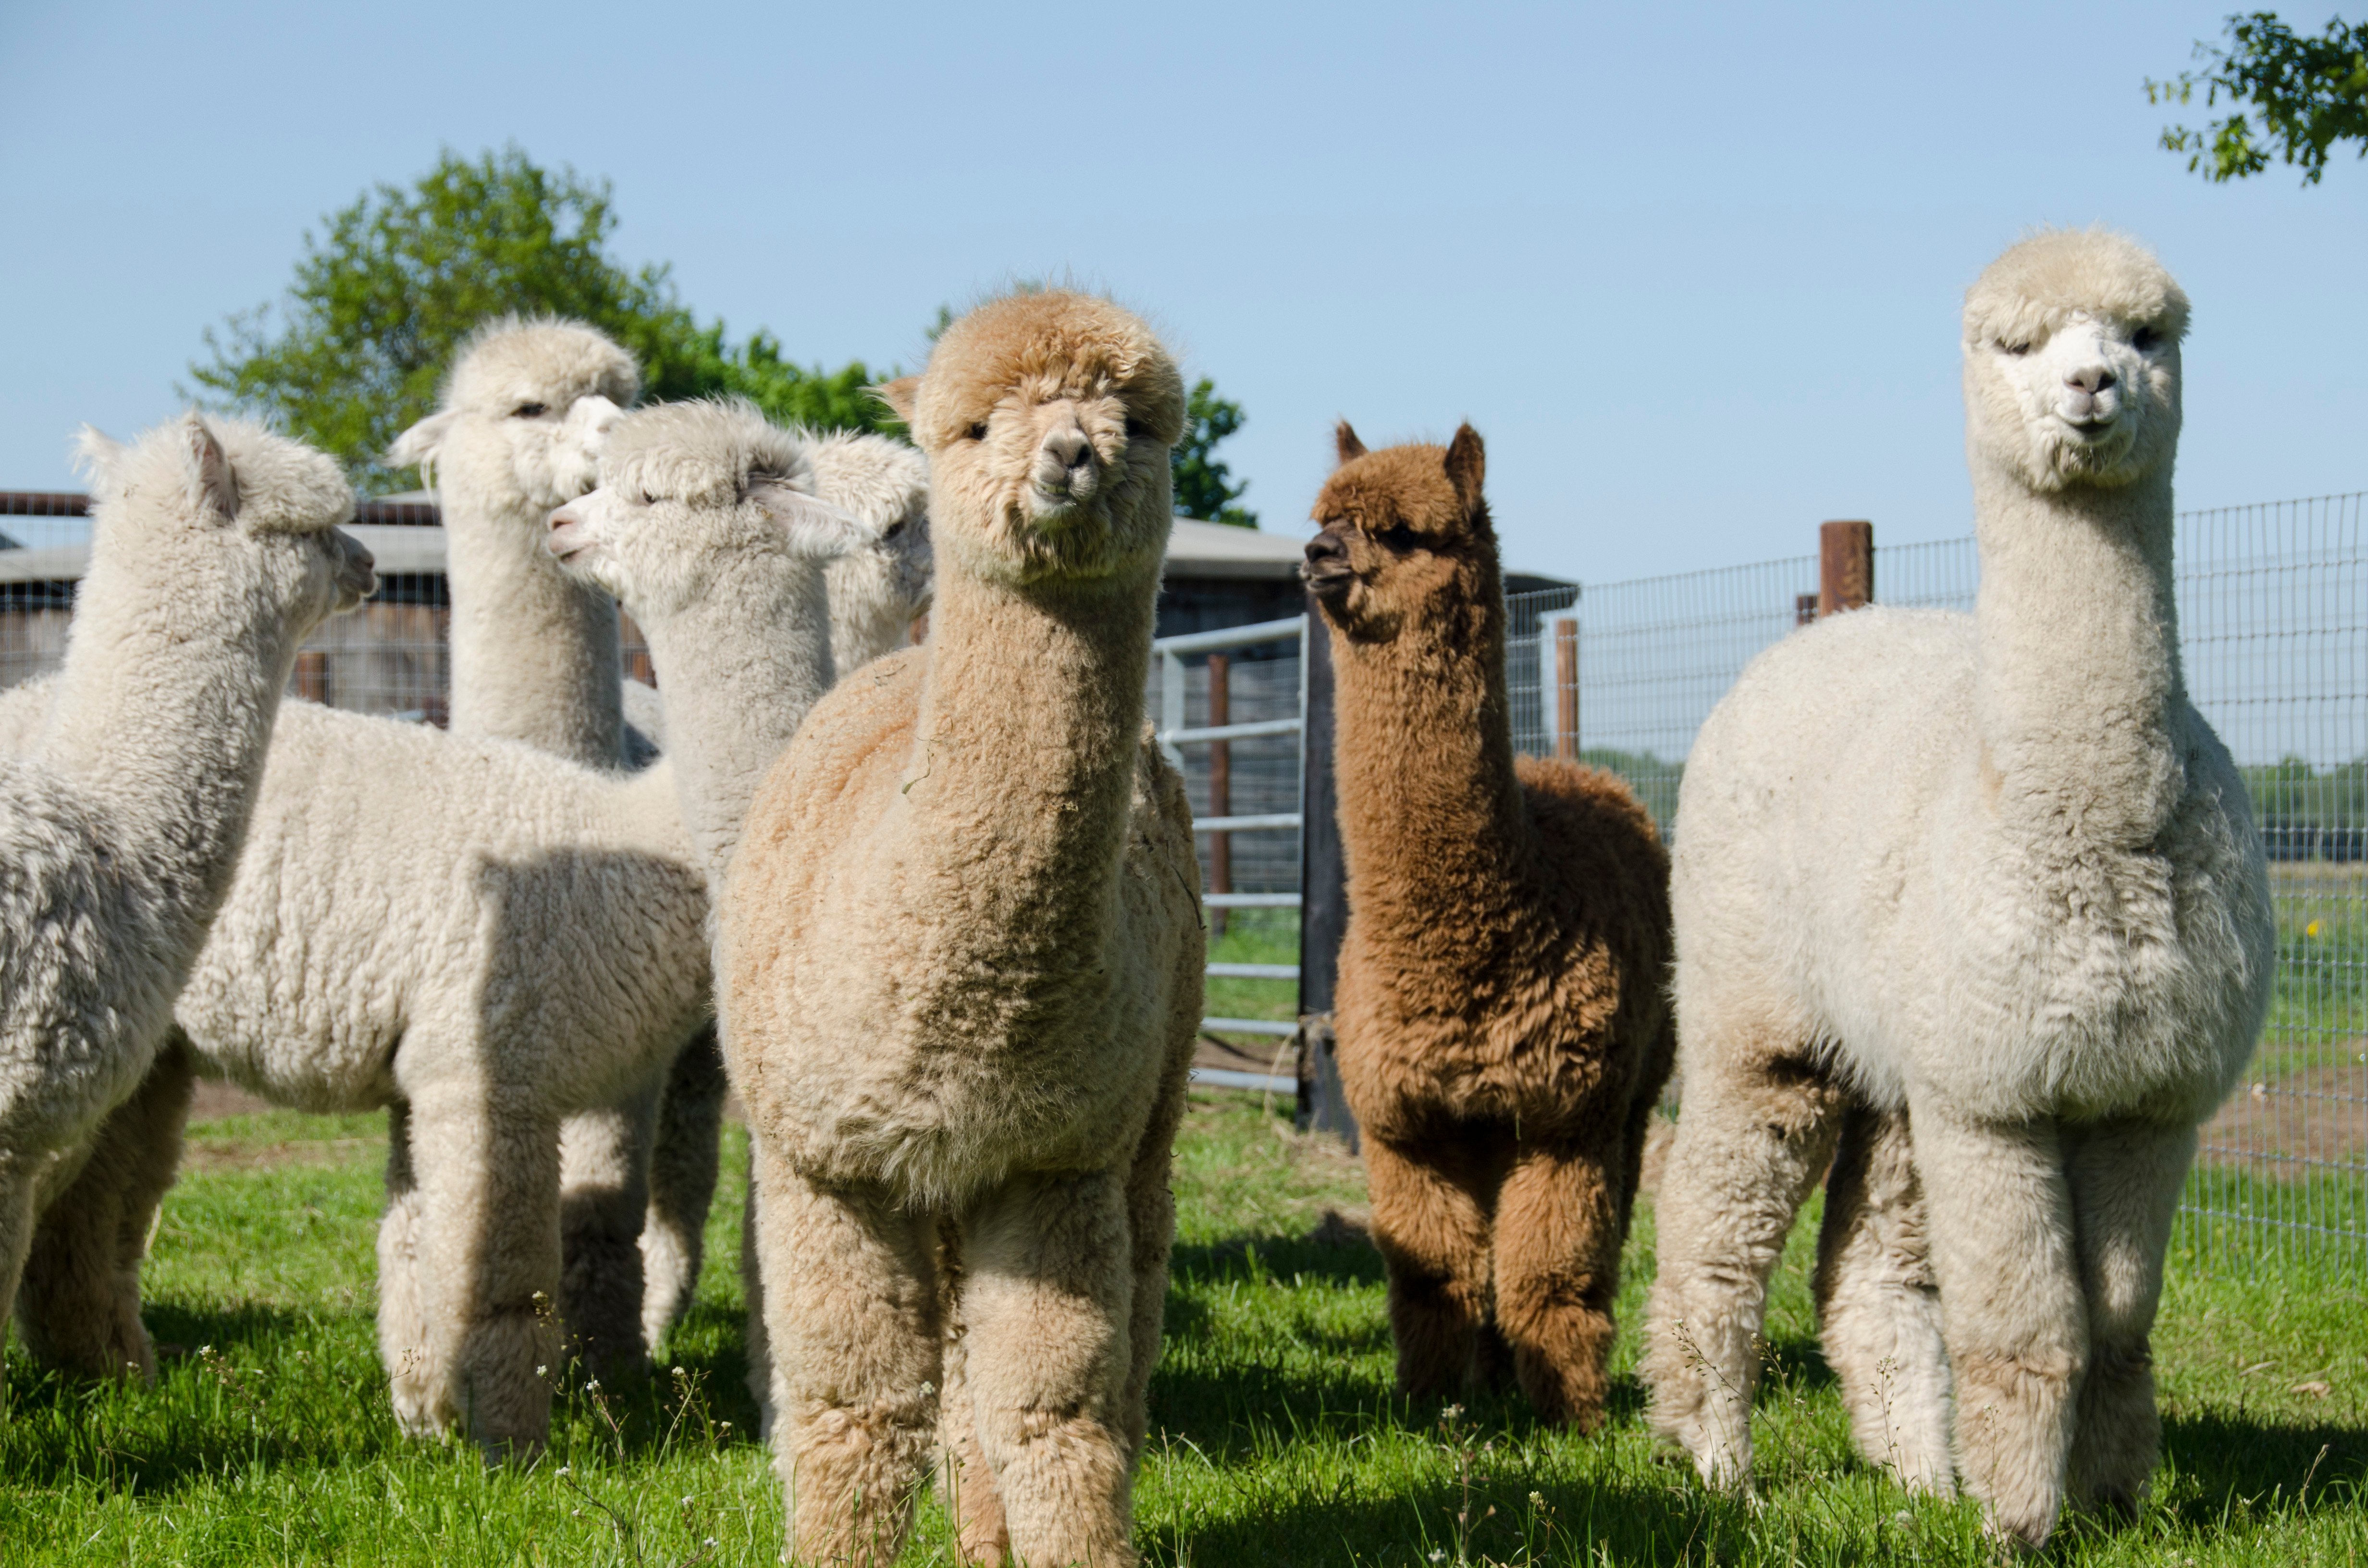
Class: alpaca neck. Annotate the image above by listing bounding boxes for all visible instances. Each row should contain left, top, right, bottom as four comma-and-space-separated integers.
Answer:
1331, 569, 1530, 931
444, 494, 623, 768
37, 546, 303, 914
1972, 460, 2185, 851
636, 564, 838, 888
903, 560, 1159, 969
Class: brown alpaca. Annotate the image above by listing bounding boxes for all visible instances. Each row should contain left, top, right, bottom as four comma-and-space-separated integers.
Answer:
1304, 422, 1674, 1429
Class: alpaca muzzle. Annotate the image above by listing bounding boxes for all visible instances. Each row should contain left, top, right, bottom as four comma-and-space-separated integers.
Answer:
1302, 528, 1355, 601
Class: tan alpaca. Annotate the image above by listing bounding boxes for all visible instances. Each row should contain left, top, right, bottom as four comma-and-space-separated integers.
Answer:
720, 291, 1204, 1568
1304, 424, 1673, 1429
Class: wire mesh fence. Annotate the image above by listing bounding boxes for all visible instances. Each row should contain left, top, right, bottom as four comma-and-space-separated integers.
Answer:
1513, 493, 2368, 1258
6, 489, 2361, 1252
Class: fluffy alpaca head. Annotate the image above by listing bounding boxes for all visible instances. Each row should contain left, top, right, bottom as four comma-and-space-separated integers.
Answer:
384, 317, 639, 514
803, 429, 934, 669
875, 290, 1183, 586
1962, 229, 2187, 493
1303, 422, 1494, 643
76, 412, 377, 623
545, 400, 876, 621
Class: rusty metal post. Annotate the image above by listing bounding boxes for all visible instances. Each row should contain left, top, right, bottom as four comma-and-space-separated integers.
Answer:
293, 649, 331, 705
1296, 594, 1355, 1146
1795, 593, 1820, 626
1818, 520, 1874, 616
1207, 652, 1232, 939
1554, 619, 1579, 760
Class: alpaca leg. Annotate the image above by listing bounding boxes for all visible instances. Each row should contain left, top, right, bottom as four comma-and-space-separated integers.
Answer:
407, 1080, 565, 1458
963, 1169, 1138, 1568
0, 1158, 45, 1365
1814, 1102, 1953, 1495
641, 1024, 727, 1352
933, 1219, 1009, 1568
556, 1085, 655, 1381
2063, 1119, 2193, 1518
1365, 1133, 1500, 1402
379, 1097, 447, 1437
17, 1037, 196, 1382
1640, 1039, 1842, 1489
739, 1177, 782, 1441
1118, 1062, 1188, 1463
1492, 1138, 1624, 1430
1911, 1099, 2083, 1551
755, 1142, 941, 1567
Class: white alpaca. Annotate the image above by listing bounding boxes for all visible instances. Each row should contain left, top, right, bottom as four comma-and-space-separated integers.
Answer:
387, 322, 933, 1352
9, 403, 868, 1455
0, 415, 371, 1371
1640, 230, 2273, 1549
386, 322, 933, 1361
387, 318, 661, 1372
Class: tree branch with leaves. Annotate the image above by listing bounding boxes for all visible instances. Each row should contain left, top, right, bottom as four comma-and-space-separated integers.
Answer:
2148, 11, 2368, 184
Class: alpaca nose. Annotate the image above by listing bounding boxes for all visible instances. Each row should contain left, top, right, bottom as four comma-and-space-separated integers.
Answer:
2066, 365, 2116, 395
1044, 426, 1092, 474
1304, 531, 1346, 569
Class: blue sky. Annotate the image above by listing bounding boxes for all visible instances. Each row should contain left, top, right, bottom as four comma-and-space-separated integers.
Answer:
2, 1, 2360, 583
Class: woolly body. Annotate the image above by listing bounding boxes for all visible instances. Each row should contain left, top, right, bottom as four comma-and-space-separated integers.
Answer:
1640, 230, 2274, 1550
721, 290, 1203, 1568
0, 415, 370, 1367
1306, 424, 1674, 1430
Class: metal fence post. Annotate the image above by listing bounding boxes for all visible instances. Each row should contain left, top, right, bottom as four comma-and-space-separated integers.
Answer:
1554, 619, 1579, 760
1208, 652, 1231, 939
1295, 592, 1357, 1147
1818, 520, 1874, 615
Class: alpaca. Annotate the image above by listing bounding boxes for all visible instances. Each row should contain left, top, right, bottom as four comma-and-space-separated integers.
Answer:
1303, 422, 1673, 1429
637, 428, 935, 1351
1639, 230, 2274, 1549
720, 290, 1204, 1568
7, 403, 867, 1454
0, 414, 371, 1371
387, 317, 654, 1371
388, 322, 938, 1358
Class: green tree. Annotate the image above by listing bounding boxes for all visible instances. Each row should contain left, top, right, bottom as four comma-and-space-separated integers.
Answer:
1173, 378, 1256, 527
2148, 12, 2368, 184
190, 147, 892, 490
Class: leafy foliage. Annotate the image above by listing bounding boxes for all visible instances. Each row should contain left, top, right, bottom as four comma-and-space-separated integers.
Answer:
1174, 378, 1257, 527
188, 148, 894, 491
2148, 12, 2368, 184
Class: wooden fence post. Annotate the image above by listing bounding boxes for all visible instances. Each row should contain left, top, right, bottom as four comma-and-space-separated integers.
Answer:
1207, 652, 1232, 940
1818, 520, 1874, 616
1295, 595, 1357, 1148
1554, 618, 1579, 760
294, 649, 331, 705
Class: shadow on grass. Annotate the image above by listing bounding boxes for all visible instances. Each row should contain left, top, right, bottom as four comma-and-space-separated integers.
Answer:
2153, 1408, 2368, 1528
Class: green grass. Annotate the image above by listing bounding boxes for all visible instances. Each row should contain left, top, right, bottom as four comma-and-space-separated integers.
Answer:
3, 1095, 2363, 1564
1203, 907, 1301, 1054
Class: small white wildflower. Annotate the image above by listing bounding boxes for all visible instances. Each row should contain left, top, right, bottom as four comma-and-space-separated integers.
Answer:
919, 1381, 936, 1397
585, 1379, 600, 1393
536, 1365, 549, 1377
199, 1345, 213, 1356
555, 1465, 571, 1478
704, 1540, 718, 1549
1429, 1553, 1446, 1564
681, 1495, 694, 1506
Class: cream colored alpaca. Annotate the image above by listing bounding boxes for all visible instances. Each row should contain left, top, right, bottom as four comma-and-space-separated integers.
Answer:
1640, 230, 2273, 1549
721, 291, 1204, 1568
387, 318, 654, 1371
387, 322, 936, 1360
0, 415, 371, 1375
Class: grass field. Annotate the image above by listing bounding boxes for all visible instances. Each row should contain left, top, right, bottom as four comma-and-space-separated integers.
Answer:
1, 1093, 2362, 1565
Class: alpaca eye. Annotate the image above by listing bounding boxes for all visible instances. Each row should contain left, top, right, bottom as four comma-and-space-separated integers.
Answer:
1124, 417, 1148, 439
2133, 327, 2162, 353
1999, 341, 2033, 358
882, 519, 907, 540
966, 423, 988, 442
640, 490, 657, 506
1378, 525, 1422, 552
512, 402, 550, 418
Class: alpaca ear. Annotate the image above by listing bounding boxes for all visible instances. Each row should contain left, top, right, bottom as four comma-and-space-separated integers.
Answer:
1444, 424, 1485, 515
1335, 421, 1367, 465
385, 409, 458, 475
181, 416, 239, 523
750, 480, 876, 559
870, 378, 921, 424
71, 425, 126, 491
